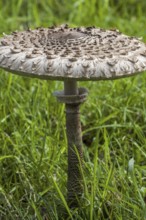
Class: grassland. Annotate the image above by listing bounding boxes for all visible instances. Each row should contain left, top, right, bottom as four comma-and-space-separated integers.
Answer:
0, 0, 146, 219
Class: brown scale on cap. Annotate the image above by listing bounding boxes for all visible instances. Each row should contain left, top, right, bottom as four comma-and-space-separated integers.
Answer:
0, 24, 146, 80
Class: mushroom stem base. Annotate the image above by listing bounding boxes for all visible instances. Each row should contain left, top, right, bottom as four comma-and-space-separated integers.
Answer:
54, 85, 88, 208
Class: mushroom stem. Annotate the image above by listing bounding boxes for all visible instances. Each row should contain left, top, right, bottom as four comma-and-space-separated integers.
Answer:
64, 80, 83, 207
64, 80, 79, 95
54, 81, 88, 208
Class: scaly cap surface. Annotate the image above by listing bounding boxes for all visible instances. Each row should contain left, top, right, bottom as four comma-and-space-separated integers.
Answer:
0, 24, 146, 80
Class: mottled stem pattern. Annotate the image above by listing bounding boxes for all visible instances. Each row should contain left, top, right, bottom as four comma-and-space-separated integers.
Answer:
64, 80, 83, 207
54, 80, 88, 208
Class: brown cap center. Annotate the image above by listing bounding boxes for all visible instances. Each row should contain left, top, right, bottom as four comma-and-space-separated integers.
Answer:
49, 31, 87, 42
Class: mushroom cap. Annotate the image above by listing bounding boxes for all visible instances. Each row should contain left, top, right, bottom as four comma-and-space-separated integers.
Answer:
0, 24, 146, 81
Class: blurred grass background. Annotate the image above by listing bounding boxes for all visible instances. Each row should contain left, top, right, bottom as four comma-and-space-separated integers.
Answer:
0, 0, 146, 219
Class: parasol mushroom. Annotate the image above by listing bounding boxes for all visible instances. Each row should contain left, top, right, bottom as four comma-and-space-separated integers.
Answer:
0, 24, 146, 207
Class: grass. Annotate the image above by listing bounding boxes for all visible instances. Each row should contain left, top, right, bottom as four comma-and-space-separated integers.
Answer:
0, 0, 146, 219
